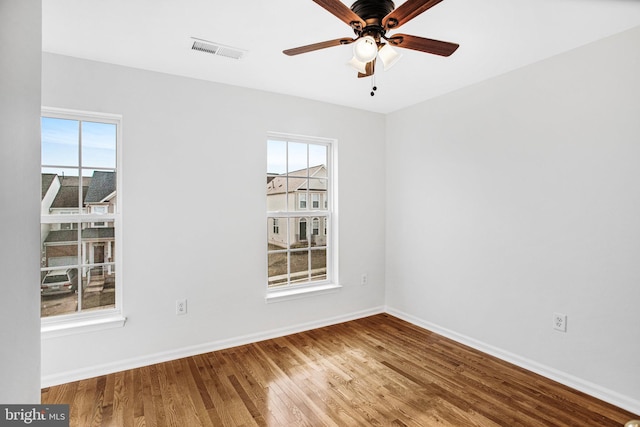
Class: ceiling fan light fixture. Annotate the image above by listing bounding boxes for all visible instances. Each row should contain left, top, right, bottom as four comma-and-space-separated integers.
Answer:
353, 35, 378, 62
282, 0, 460, 79
378, 43, 402, 70
347, 56, 368, 74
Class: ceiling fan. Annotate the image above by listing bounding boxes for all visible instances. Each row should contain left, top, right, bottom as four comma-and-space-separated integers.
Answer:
283, 0, 459, 79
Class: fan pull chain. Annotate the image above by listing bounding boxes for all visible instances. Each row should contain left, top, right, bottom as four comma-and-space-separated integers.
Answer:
370, 75, 378, 97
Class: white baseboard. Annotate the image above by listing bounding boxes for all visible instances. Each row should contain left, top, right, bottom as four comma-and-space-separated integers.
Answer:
41, 306, 385, 388
385, 306, 640, 416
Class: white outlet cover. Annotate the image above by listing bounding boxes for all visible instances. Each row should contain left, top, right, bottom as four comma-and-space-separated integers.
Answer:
176, 299, 187, 315
553, 312, 567, 332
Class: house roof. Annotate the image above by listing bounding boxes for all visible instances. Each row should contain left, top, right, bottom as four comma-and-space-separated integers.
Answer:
44, 229, 77, 244
44, 227, 115, 244
49, 175, 89, 209
45, 171, 115, 209
82, 227, 115, 240
85, 171, 116, 203
51, 185, 88, 209
266, 165, 327, 196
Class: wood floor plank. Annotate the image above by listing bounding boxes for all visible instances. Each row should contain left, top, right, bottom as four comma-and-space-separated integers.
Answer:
241, 344, 310, 425
42, 314, 638, 426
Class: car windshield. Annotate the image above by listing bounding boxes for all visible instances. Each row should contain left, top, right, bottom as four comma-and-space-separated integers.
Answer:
43, 274, 68, 284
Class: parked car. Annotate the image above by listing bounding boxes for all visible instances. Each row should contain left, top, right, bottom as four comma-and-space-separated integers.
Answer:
41, 268, 78, 296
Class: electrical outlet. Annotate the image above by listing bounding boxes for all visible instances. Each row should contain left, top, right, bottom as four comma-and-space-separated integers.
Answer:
361, 273, 368, 285
176, 299, 187, 315
553, 312, 567, 332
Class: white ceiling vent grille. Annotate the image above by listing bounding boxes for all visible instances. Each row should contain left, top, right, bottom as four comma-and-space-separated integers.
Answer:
191, 38, 246, 60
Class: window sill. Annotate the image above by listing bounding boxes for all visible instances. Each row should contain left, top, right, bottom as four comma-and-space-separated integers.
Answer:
266, 283, 342, 303
41, 311, 126, 339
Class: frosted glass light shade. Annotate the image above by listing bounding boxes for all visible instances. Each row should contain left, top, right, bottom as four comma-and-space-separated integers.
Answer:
378, 43, 402, 70
347, 56, 368, 74
353, 36, 378, 62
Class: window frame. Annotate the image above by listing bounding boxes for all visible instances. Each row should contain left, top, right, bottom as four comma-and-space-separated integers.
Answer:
90, 205, 108, 227
40, 107, 125, 337
266, 132, 340, 302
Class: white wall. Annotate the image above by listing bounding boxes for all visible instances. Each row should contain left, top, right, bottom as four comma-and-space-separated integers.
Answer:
386, 26, 640, 412
40, 53, 387, 383
0, 0, 42, 403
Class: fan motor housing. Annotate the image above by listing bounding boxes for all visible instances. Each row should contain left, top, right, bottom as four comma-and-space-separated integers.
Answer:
350, 0, 395, 21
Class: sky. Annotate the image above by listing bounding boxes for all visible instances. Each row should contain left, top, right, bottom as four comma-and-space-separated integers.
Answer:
41, 117, 116, 176
267, 139, 327, 175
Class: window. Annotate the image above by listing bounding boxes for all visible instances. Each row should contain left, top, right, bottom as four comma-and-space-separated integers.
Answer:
40, 108, 124, 334
91, 205, 108, 227
266, 133, 337, 296
273, 218, 280, 234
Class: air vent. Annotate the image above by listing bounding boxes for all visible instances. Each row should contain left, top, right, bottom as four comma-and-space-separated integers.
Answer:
191, 38, 246, 60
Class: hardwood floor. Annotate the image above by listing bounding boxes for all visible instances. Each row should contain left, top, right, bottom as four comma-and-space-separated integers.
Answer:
42, 314, 638, 426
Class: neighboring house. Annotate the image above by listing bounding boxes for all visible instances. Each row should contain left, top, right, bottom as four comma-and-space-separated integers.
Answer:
266, 165, 327, 248
41, 173, 60, 247
41, 171, 116, 284
84, 171, 117, 215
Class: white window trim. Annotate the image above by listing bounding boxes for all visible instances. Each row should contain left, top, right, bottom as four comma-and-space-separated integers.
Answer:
90, 205, 109, 228
298, 193, 307, 210
266, 132, 340, 302
40, 107, 125, 337
41, 309, 126, 339
266, 283, 342, 303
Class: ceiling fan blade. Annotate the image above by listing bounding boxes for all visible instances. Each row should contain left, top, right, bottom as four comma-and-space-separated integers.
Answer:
383, 0, 445, 29
388, 34, 459, 57
357, 59, 375, 78
283, 37, 356, 56
313, 0, 366, 29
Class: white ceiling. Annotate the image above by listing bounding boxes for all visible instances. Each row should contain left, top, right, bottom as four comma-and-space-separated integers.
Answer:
42, 0, 640, 114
